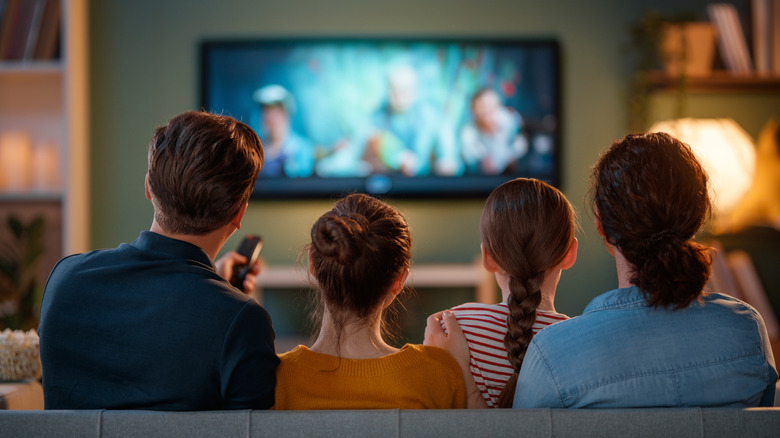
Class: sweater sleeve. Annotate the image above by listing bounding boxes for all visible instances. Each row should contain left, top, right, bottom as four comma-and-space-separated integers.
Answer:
219, 300, 280, 409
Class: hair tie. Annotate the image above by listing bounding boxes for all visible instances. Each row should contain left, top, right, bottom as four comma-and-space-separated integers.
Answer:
648, 230, 682, 245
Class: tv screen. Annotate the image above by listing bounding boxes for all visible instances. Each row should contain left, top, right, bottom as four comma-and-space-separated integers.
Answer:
200, 38, 561, 198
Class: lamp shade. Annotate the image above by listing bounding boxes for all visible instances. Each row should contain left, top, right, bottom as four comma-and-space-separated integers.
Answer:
648, 118, 755, 216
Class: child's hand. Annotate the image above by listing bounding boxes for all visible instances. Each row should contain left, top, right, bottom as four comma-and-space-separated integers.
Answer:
424, 310, 487, 409
424, 310, 469, 369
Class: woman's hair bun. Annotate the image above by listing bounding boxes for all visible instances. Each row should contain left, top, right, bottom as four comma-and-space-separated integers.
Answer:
311, 212, 370, 265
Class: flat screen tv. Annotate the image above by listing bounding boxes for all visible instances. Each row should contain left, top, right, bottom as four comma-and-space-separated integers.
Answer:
200, 38, 561, 198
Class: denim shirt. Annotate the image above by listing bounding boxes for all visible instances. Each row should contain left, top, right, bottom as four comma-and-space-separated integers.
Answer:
514, 286, 778, 408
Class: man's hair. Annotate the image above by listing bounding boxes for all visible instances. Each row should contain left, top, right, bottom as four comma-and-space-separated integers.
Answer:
146, 111, 264, 235
590, 132, 712, 309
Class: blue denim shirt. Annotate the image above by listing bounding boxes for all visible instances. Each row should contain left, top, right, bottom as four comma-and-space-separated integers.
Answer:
514, 286, 777, 408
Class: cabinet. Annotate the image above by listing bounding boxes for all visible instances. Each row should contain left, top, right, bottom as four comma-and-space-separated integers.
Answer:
0, 0, 89, 259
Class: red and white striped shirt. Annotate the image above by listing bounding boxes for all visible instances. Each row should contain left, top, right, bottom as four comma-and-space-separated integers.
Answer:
450, 302, 568, 408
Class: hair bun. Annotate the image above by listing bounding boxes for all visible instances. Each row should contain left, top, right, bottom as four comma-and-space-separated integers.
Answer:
311, 212, 370, 265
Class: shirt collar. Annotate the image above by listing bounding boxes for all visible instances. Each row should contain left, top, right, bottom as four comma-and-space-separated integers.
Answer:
131, 230, 215, 269
583, 286, 649, 314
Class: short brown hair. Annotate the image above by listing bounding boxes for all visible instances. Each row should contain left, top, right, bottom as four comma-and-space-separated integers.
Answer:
590, 132, 711, 309
146, 111, 264, 235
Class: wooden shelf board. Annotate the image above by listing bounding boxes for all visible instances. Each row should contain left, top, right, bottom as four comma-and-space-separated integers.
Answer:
649, 70, 780, 91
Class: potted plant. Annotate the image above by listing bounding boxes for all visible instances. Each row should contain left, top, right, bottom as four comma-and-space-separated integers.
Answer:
0, 215, 46, 330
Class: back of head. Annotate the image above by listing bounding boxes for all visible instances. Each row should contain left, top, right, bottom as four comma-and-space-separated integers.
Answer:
146, 111, 264, 235
591, 132, 712, 308
480, 178, 576, 407
309, 193, 411, 321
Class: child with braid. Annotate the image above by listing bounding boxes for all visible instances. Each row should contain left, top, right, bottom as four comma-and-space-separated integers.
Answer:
428, 178, 577, 408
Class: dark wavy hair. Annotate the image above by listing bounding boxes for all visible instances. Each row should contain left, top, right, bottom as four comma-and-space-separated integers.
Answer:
590, 132, 712, 309
308, 193, 412, 350
480, 178, 576, 408
147, 111, 264, 235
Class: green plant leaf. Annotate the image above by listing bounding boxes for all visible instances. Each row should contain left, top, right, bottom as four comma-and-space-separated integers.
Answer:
8, 216, 24, 239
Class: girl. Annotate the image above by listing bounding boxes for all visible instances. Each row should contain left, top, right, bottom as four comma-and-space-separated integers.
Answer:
431, 178, 577, 408
274, 193, 466, 409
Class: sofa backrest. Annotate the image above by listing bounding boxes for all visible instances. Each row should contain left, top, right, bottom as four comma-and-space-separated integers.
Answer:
2, 408, 780, 438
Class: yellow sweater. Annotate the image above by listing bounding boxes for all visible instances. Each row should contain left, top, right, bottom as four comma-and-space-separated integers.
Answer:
274, 344, 466, 410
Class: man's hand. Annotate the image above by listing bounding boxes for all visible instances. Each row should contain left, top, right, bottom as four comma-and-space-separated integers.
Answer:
215, 251, 261, 295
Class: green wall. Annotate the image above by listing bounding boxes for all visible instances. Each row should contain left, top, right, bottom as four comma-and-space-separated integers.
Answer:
88, 0, 776, 317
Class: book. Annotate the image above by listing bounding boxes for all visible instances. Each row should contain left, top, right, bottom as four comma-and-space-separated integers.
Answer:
773, 0, 780, 74
21, 0, 45, 60
728, 250, 780, 339
33, 0, 59, 60
0, 0, 19, 60
4, 0, 37, 60
753, 0, 772, 75
708, 3, 754, 74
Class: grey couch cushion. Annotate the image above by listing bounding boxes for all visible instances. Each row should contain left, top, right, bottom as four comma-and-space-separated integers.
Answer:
0, 410, 101, 438
251, 410, 398, 438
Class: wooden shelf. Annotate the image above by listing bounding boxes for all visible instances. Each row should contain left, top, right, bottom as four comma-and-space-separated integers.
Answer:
649, 70, 780, 92
0, 192, 62, 202
0, 61, 62, 75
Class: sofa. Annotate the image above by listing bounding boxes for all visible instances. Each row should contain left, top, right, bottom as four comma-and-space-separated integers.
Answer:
1, 408, 780, 438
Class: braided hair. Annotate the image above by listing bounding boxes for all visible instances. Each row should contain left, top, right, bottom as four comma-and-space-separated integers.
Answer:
480, 178, 576, 408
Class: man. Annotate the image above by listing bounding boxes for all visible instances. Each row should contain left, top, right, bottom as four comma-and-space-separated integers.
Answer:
38, 111, 279, 410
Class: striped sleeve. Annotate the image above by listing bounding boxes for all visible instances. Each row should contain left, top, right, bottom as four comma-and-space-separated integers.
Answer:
449, 303, 569, 408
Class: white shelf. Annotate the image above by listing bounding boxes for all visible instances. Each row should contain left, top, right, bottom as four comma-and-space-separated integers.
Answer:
0, 0, 89, 256
257, 262, 498, 304
0, 61, 63, 75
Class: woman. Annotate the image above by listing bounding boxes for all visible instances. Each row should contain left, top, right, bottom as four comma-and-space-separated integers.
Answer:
509, 132, 778, 408
274, 193, 466, 409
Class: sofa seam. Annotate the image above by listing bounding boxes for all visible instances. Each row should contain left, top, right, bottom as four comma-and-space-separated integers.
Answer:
97, 409, 105, 438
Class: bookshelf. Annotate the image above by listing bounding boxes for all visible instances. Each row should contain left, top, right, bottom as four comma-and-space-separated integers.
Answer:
649, 70, 780, 92
0, 0, 89, 262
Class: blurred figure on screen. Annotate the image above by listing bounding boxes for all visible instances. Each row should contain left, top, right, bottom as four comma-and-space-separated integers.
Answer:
460, 88, 528, 175
253, 84, 314, 178
362, 65, 440, 176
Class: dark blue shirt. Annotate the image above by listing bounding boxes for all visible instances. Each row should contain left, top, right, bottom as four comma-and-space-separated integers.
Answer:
39, 231, 279, 410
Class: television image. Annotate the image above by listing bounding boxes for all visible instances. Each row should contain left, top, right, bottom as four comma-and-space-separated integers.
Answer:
200, 38, 561, 198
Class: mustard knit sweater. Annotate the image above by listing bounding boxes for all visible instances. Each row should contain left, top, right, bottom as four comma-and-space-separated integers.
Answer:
274, 344, 466, 410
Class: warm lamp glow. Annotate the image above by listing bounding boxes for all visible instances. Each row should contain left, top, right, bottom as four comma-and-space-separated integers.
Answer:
648, 118, 755, 217
32, 140, 60, 192
0, 131, 33, 192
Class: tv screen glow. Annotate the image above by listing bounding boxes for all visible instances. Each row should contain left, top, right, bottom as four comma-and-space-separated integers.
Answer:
200, 38, 561, 198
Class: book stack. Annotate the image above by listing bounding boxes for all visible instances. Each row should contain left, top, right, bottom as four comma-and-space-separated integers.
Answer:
0, 0, 61, 62
708, 1, 780, 76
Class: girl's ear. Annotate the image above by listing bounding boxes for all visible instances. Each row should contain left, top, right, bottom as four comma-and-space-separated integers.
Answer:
308, 247, 315, 277
561, 237, 578, 270
481, 243, 501, 273
390, 269, 410, 296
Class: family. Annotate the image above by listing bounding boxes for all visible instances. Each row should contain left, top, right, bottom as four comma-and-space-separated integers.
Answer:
37, 111, 777, 411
